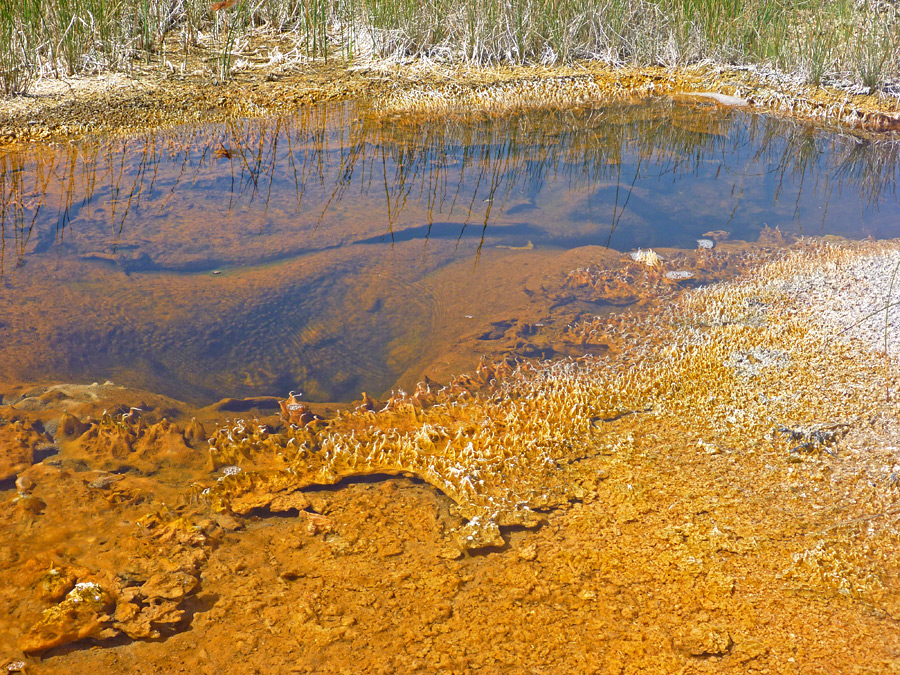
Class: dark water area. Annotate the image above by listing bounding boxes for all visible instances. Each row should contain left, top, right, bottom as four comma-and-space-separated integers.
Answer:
1, 100, 899, 404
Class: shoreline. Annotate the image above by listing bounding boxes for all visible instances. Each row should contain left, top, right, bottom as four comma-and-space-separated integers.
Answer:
2, 60, 900, 148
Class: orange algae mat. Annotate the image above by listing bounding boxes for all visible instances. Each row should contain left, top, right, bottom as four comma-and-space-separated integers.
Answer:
2, 237, 900, 673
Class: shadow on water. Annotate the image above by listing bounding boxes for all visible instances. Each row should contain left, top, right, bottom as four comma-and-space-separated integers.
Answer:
0, 99, 899, 403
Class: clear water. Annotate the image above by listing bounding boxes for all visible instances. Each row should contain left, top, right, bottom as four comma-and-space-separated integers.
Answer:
1, 100, 898, 404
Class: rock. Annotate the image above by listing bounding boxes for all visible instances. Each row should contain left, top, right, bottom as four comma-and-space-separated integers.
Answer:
19, 582, 114, 654
686, 92, 749, 107
56, 413, 90, 440
15, 475, 35, 492
733, 638, 768, 663
269, 490, 311, 513
15, 494, 46, 515
0, 421, 41, 481
140, 571, 198, 600
702, 230, 731, 242
674, 624, 733, 656
108, 566, 199, 640
37, 567, 82, 602
184, 417, 207, 447
454, 517, 504, 549
113, 593, 184, 639
517, 543, 538, 561
213, 513, 242, 531
438, 546, 462, 560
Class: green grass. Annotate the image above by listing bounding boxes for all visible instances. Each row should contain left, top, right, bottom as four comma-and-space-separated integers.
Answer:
1, 0, 899, 96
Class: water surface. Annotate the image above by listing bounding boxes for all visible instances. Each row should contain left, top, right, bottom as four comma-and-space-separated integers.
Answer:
1, 100, 898, 403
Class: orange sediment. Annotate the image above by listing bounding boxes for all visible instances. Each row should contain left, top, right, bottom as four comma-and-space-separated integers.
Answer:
2, 237, 900, 672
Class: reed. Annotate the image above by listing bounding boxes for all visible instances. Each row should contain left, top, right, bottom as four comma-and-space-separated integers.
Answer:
854, 11, 896, 94
0, 1, 34, 96
1, 0, 899, 101
4, 100, 899, 278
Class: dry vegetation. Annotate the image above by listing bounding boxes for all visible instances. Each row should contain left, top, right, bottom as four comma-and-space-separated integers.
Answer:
2, 0, 900, 99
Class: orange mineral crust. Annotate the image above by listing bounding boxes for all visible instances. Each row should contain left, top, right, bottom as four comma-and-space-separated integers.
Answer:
2, 238, 900, 673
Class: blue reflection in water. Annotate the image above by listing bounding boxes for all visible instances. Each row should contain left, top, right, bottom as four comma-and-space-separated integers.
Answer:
0, 100, 897, 403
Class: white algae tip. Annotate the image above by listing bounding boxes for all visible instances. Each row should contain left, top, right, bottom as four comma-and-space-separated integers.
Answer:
629, 248, 662, 267
68, 582, 104, 604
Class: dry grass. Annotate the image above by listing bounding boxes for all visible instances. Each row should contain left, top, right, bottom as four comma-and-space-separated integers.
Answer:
2, 0, 899, 100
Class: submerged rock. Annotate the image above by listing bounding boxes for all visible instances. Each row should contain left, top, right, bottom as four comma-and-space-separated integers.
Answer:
36, 567, 83, 602
57, 412, 90, 440
0, 420, 45, 482
19, 582, 115, 655
279, 392, 321, 427
58, 409, 202, 472
674, 624, 733, 656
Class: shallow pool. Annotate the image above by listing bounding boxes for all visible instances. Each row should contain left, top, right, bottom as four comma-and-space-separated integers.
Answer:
0, 100, 898, 403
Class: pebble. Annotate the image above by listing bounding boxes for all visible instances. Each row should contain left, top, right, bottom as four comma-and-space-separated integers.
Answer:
87, 475, 122, 489
15, 475, 35, 492
674, 625, 732, 656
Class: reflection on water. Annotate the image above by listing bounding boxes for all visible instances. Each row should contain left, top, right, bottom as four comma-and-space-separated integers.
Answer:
0, 101, 898, 403
3, 101, 900, 271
